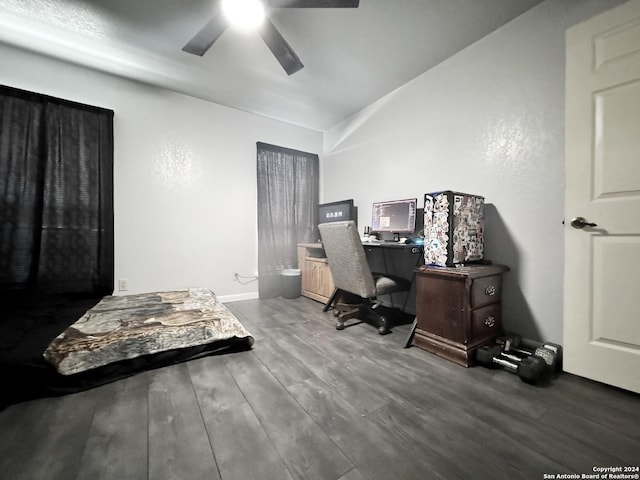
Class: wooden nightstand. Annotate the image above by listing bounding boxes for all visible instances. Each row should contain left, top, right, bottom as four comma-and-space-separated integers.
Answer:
413, 264, 509, 367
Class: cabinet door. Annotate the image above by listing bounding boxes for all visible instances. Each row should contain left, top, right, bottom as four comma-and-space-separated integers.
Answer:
301, 258, 315, 294
317, 261, 335, 298
301, 258, 332, 300
309, 262, 322, 294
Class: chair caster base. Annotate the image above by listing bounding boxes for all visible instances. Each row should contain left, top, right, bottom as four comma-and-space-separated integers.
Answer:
378, 326, 390, 335
336, 323, 346, 330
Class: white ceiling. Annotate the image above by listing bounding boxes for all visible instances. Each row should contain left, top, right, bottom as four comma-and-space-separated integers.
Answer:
0, 0, 545, 131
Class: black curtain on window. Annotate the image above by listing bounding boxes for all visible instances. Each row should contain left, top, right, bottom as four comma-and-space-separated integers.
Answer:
0, 85, 114, 297
257, 142, 319, 298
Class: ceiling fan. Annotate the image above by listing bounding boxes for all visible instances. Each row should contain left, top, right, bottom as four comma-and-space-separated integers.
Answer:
182, 0, 360, 76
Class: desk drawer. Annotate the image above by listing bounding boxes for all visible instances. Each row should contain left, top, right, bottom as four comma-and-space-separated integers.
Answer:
470, 274, 503, 308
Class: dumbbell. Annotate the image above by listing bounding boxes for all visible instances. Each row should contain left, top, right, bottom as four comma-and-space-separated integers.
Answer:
496, 335, 563, 372
536, 342, 563, 371
475, 344, 547, 383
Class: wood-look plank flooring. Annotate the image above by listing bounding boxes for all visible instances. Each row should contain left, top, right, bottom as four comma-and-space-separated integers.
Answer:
1, 296, 639, 480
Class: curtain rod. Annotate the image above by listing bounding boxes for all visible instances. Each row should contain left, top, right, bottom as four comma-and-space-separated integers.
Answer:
257, 141, 318, 158
0, 84, 114, 116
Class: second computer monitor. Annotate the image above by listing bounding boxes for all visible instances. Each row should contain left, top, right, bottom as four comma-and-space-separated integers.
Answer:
318, 199, 356, 225
371, 198, 417, 234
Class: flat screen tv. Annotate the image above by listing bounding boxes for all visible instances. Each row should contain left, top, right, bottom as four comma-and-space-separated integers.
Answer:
318, 199, 355, 224
371, 198, 417, 234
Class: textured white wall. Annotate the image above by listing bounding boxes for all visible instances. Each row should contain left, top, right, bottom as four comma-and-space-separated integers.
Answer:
322, 0, 625, 344
0, 0, 625, 332
0, 43, 322, 302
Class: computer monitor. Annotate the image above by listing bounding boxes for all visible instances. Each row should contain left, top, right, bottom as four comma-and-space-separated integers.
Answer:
318, 199, 355, 224
371, 198, 417, 234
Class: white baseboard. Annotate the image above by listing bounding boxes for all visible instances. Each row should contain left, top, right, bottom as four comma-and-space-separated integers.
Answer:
218, 291, 259, 303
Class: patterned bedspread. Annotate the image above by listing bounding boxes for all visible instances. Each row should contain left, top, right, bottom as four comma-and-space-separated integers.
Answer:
43, 288, 253, 375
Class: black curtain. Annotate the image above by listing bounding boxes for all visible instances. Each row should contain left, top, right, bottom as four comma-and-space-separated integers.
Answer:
0, 85, 114, 297
257, 142, 319, 298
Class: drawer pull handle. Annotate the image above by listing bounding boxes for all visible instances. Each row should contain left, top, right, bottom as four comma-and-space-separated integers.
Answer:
484, 316, 496, 328
485, 285, 496, 296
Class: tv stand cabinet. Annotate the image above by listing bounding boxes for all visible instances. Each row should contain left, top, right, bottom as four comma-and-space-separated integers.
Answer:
297, 243, 335, 303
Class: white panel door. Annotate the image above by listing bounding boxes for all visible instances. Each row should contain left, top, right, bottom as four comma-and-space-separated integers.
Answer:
564, 0, 640, 394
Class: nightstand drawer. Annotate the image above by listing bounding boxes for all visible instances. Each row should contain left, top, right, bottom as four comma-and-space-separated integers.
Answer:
471, 303, 502, 340
470, 274, 503, 308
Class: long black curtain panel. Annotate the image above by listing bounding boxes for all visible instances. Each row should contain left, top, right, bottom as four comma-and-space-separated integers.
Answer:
0, 85, 114, 297
257, 142, 319, 298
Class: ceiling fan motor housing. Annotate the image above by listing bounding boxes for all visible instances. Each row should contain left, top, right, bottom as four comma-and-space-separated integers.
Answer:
182, 0, 360, 75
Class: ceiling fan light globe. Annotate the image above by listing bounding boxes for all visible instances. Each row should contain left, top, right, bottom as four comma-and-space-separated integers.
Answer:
221, 0, 265, 31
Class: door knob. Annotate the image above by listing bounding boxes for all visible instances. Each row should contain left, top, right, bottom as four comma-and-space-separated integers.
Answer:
570, 217, 597, 229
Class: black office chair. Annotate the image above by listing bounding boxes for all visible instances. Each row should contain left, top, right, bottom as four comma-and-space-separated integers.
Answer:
318, 220, 412, 335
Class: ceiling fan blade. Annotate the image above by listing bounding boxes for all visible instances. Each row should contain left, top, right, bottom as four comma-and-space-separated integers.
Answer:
258, 17, 304, 76
265, 0, 359, 6
182, 12, 228, 56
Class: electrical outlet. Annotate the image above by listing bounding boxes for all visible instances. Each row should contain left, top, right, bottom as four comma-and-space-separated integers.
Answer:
118, 279, 128, 291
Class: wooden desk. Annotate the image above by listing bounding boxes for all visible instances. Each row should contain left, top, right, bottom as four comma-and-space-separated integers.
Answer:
297, 241, 422, 306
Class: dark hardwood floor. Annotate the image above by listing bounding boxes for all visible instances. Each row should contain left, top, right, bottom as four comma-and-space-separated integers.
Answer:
1, 296, 639, 480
